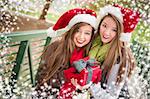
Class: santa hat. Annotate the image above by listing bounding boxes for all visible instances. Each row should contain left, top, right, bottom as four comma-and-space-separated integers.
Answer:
47, 8, 97, 37
98, 4, 140, 42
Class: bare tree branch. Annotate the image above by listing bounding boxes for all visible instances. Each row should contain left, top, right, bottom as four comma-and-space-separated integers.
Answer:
39, 0, 53, 20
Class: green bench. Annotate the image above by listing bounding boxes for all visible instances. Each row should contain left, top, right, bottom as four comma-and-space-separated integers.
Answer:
0, 30, 51, 87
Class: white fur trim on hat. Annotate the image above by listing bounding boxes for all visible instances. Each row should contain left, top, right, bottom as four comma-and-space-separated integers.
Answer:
47, 14, 97, 37
120, 33, 132, 42
98, 5, 123, 26
68, 14, 97, 30
47, 26, 68, 37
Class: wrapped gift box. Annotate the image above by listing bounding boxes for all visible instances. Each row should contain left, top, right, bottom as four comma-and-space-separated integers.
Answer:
64, 65, 102, 86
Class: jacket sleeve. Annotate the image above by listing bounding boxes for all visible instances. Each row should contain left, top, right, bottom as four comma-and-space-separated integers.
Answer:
64, 67, 76, 81
49, 69, 65, 88
90, 83, 117, 99
89, 63, 124, 99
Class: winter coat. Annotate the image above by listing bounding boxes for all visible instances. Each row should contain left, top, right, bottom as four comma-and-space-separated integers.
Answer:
35, 41, 67, 98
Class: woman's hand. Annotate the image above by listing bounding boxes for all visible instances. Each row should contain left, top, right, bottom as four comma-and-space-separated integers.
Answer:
71, 78, 92, 90
71, 78, 83, 90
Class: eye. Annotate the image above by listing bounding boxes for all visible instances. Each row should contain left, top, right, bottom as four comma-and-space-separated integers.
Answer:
85, 32, 92, 35
112, 29, 117, 32
102, 24, 107, 28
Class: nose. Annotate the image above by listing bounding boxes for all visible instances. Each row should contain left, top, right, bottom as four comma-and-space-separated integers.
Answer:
79, 32, 84, 39
104, 29, 111, 36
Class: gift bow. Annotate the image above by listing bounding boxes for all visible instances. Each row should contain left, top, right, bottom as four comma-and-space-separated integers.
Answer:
73, 58, 96, 84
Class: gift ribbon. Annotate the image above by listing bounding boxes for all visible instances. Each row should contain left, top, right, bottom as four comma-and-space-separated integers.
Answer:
73, 58, 96, 84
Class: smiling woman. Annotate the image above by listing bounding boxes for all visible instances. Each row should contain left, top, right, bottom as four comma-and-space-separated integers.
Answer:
99, 15, 117, 44
35, 8, 98, 98
73, 24, 93, 48
89, 4, 140, 98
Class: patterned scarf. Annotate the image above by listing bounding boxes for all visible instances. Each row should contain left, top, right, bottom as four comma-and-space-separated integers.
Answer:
89, 36, 110, 64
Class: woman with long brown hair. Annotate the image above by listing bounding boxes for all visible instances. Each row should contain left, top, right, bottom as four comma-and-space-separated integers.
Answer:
35, 8, 97, 98
88, 4, 140, 98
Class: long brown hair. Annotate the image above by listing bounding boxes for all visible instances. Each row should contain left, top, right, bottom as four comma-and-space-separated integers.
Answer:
36, 22, 95, 86
98, 14, 136, 84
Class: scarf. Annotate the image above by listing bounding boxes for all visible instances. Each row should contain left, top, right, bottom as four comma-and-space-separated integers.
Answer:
70, 48, 84, 65
89, 36, 110, 64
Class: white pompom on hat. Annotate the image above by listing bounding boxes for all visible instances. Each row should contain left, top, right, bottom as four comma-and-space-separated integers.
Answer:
47, 8, 97, 37
98, 4, 140, 42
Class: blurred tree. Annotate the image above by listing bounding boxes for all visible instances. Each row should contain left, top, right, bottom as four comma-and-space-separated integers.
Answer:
39, 0, 54, 20
113, 0, 150, 43
114, 0, 150, 98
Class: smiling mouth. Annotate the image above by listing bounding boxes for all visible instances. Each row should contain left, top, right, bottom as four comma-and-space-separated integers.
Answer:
103, 35, 109, 39
77, 41, 84, 44
76, 39, 84, 44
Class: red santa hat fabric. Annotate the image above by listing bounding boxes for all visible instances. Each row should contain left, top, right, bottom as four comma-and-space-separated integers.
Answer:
98, 4, 140, 42
47, 8, 97, 37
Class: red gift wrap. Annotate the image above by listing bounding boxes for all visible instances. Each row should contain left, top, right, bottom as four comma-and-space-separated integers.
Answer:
58, 60, 102, 99
58, 49, 102, 99
64, 66, 101, 86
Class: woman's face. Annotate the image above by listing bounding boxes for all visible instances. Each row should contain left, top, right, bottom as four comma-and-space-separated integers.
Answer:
73, 24, 93, 48
99, 16, 117, 44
